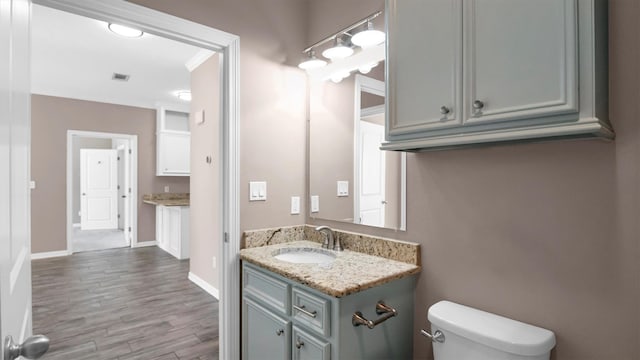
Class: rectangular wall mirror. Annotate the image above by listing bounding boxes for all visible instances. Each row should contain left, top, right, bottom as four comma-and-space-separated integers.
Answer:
309, 61, 407, 230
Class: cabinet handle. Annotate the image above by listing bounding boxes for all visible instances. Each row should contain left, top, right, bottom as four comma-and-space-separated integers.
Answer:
276, 329, 284, 336
293, 304, 317, 318
473, 100, 485, 110
295, 339, 305, 349
440, 106, 450, 115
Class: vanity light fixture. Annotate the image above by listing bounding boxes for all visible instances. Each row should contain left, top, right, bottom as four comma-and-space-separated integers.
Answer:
298, 11, 384, 80
175, 90, 192, 101
108, 23, 144, 38
322, 37, 354, 60
351, 20, 385, 48
298, 49, 327, 70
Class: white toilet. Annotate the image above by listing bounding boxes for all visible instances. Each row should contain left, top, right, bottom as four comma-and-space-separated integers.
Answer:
427, 301, 556, 360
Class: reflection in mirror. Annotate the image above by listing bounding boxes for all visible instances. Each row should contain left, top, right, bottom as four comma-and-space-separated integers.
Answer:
309, 70, 406, 230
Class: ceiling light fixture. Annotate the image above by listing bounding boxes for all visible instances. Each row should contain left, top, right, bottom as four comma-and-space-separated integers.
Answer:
175, 90, 192, 101
322, 37, 354, 60
351, 20, 385, 48
108, 23, 144, 38
298, 50, 327, 70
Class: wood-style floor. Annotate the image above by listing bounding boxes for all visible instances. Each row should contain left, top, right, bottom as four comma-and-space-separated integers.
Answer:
32, 246, 219, 360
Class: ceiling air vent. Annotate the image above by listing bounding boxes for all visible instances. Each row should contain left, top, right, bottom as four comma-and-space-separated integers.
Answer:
112, 73, 130, 81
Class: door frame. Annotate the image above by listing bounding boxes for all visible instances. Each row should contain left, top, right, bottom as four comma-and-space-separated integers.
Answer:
34, 1, 241, 358
67, 130, 137, 251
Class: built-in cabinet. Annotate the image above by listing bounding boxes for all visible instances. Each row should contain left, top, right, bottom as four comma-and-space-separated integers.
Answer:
156, 205, 190, 259
242, 262, 415, 359
383, 0, 612, 151
157, 106, 191, 176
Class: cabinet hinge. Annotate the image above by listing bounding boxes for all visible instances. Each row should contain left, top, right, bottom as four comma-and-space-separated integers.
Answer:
129, 149, 132, 155
129, 187, 132, 194
224, 232, 229, 243
128, 227, 132, 232
117, 156, 120, 161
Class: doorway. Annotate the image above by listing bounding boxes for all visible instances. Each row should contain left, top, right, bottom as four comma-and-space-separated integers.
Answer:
23, 1, 241, 358
66, 130, 137, 253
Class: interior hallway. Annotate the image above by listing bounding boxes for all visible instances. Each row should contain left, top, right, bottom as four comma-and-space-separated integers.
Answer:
32, 246, 219, 360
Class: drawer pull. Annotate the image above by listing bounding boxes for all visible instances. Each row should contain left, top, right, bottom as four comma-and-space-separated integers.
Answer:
295, 339, 305, 349
293, 304, 317, 318
352, 301, 398, 329
276, 329, 284, 336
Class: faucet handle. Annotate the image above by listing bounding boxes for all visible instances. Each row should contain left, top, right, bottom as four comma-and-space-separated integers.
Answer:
315, 226, 333, 249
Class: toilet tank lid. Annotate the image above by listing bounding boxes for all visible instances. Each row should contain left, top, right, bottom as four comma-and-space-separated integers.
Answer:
428, 301, 556, 356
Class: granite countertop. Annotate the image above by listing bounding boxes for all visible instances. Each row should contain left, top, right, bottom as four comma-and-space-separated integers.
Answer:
240, 240, 421, 298
142, 193, 190, 206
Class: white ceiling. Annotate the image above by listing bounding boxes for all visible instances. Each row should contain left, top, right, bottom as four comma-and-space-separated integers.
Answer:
32, 4, 212, 111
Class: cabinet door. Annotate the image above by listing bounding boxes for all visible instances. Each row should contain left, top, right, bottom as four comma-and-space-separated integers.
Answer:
387, 0, 463, 137
292, 327, 330, 360
158, 133, 190, 175
464, 0, 578, 124
167, 207, 181, 256
243, 298, 290, 360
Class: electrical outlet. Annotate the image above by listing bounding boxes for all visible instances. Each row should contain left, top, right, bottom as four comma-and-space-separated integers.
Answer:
212, 256, 217, 269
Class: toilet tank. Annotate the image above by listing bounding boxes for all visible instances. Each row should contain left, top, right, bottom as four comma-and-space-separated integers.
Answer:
428, 301, 556, 360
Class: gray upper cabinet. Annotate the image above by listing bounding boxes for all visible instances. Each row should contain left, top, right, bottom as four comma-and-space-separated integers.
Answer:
383, 0, 612, 151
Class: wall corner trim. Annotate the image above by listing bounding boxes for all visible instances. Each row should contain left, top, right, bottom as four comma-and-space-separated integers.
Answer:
188, 272, 220, 300
31, 250, 72, 260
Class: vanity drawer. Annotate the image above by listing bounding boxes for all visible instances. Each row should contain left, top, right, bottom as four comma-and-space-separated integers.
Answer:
243, 263, 290, 315
291, 287, 331, 337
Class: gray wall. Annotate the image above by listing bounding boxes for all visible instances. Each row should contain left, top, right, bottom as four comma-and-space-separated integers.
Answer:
189, 54, 221, 290
71, 137, 112, 224
31, 95, 190, 253
128, 0, 308, 234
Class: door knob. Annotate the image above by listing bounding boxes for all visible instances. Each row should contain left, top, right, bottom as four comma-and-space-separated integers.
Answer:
4, 335, 50, 360
440, 106, 450, 115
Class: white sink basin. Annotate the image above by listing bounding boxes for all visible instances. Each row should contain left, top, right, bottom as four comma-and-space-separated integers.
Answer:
273, 247, 336, 264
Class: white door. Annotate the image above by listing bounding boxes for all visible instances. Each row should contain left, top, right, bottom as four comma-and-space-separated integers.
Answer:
117, 148, 125, 230
80, 149, 118, 230
357, 121, 386, 227
1, 0, 49, 358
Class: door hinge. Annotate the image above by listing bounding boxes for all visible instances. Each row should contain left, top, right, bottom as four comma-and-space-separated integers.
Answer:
224, 232, 229, 243
118, 214, 120, 219
129, 187, 132, 194
117, 185, 120, 190
117, 156, 120, 161
129, 149, 132, 154
128, 227, 132, 232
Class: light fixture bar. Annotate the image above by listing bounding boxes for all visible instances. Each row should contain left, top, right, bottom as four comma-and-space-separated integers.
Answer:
302, 11, 382, 54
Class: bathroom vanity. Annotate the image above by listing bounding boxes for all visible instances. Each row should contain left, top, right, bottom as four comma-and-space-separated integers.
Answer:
240, 238, 420, 360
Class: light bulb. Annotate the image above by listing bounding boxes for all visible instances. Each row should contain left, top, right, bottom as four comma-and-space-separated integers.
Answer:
298, 50, 327, 70
108, 23, 144, 38
358, 62, 379, 74
322, 38, 354, 60
351, 21, 385, 48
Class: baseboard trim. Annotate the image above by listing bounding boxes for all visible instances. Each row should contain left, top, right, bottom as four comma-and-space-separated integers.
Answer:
132, 241, 157, 248
31, 250, 72, 260
188, 272, 220, 300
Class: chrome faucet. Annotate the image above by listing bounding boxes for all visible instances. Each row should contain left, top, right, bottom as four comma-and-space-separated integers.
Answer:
315, 226, 343, 251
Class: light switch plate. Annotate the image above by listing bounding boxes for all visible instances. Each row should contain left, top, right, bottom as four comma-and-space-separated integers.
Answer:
195, 110, 205, 125
29, 181, 36, 190
291, 196, 300, 215
311, 195, 320, 213
249, 181, 267, 201
337, 181, 349, 197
